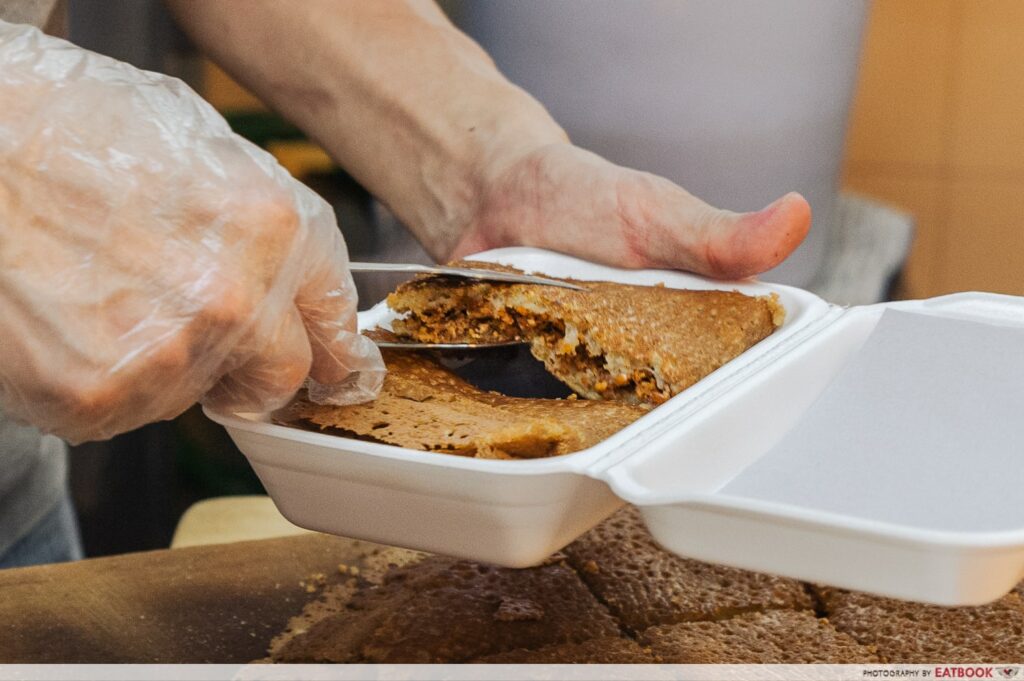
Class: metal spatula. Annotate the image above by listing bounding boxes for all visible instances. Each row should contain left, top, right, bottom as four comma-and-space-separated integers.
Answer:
372, 338, 526, 350
348, 262, 585, 290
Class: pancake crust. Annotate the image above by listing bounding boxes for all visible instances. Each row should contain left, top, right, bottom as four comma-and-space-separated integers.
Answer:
387, 263, 783, 404
269, 555, 621, 663
817, 586, 1024, 662
641, 609, 879, 663
473, 636, 656, 663
263, 515, 1024, 663
562, 506, 814, 632
265, 546, 427, 662
279, 350, 648, 459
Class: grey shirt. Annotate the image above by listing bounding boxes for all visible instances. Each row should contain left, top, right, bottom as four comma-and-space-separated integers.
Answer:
0, 411, 67, 557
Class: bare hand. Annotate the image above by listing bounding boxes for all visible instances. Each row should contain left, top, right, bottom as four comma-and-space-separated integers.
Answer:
455, 143, 811, 280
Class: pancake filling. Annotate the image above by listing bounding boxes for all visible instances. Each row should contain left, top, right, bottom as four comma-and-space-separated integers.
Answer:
391, 287, 680, 404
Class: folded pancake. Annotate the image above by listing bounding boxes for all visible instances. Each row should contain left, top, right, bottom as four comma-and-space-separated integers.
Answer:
387, 263, 784, 404
279, 350, 648, 459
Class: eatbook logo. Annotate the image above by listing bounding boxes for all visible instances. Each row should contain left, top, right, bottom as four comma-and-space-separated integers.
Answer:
998, 668, 1020, 679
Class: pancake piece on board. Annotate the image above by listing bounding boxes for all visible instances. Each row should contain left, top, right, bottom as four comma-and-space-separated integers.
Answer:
280, 350, 647, 459
473, 636, 656, 663
817, 587, 1024, 663
269, 554, 621, 663
264, 545, 427, 662
562, 506, 813, 632
387, 263, 784, 404
641, 609, 879, 663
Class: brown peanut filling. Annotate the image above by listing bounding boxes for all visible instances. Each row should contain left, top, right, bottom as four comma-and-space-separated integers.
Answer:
392, 302, 523, 344
391, 295, 671, 404
534, 334, 669, 404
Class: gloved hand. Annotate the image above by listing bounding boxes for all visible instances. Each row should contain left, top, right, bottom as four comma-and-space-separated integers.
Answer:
0, 21, 384, 444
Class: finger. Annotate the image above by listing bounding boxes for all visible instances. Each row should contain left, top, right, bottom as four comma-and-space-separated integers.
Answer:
458, 145, 810, 280
203, 305, 311, 412
297, 268, 386, 403
692, 191, 812, 279
294, 258, 359, 385
626, 180, 812, 280
294, 228, 385, 403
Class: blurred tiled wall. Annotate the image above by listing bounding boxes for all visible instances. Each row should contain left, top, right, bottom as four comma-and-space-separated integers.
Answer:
844, 0, 1024, 298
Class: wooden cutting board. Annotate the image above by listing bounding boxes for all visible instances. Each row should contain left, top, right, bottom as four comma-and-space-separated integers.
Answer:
0, 533, 385, 663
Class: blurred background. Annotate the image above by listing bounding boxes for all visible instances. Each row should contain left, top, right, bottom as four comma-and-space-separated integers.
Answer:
51, 0, 1024, 556
843, 0, 1023, 300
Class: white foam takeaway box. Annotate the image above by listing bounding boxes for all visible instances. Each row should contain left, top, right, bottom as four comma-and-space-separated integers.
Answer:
205, 247, 1024, 606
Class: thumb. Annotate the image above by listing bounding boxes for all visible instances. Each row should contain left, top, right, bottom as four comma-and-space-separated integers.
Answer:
624, 180, 812, 280
294, 226, 385, 404
466, 145, 811, 281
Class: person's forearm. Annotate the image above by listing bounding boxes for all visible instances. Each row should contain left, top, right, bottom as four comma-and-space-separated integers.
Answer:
167, 0, 566, 260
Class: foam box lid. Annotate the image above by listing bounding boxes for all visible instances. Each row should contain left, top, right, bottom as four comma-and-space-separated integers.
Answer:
603, 292, 1024, 605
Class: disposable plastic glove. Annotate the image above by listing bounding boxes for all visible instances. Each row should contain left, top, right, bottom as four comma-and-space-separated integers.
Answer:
0, 21, 384, 444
